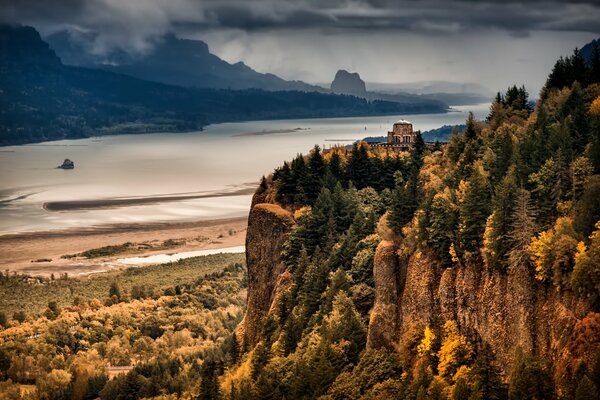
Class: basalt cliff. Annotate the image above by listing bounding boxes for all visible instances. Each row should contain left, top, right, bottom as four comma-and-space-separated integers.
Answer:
239, 195, 593, 386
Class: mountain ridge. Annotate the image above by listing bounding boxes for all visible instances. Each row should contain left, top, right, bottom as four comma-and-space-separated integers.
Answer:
46, 29, 325, 92
0, 24, 448, 146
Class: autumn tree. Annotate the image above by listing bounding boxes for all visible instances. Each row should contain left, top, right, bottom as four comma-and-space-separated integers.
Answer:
572, 221, 600, 308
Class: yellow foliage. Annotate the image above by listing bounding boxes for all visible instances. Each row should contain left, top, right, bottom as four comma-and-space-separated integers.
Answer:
530, 217, 579, 287
437, 321, 473, 380
417, 326, 436, 357
449, 243, 460, 264
294, 206, 311, 221
323, 145, 347, 162
419, 153, 447, 195
589, 95, 600, 116
529, 228, 554, 282
220, 354, 253, 398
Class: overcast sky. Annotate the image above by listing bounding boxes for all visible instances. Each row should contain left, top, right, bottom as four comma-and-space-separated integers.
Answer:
2, 0, 599, 95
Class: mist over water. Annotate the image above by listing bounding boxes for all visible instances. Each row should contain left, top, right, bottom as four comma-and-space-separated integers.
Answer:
0, 105, 489, 234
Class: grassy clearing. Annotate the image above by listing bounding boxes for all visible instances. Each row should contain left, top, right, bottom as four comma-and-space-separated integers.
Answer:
0, 252, 244, 318
61, 238, 190, 259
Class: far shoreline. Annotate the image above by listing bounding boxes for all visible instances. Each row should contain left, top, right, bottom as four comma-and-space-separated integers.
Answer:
0, 108, 455, 147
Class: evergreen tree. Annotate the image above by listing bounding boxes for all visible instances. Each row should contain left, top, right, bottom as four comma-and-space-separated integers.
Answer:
388, 172, 412, 234
347, 143, 371, 189
484, 167, 518, 270
328, 150, 345, 184
291, 154, 309, 204
459, 168, 491, 258
508, 349, 553, 400
508, 188, 537, 269
250, 343, 270, 381
198, 360, 222, 400
427, 189, 459, 265
470, 344, 508, 400
304, 145, 326, 205
274, 162, 295, 204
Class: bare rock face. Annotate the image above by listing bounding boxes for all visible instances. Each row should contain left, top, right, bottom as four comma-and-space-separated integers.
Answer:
238, 202, 296, 348
368, 241, 590, 377
367, 240, 403, 349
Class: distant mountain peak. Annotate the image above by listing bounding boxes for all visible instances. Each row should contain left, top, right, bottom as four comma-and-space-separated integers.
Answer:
331, 69, 367, 96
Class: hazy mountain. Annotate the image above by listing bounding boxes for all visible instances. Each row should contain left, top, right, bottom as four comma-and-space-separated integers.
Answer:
367, 80, 492, 105
1, 25, 447, 146
46, 30, 325, 92
368, 80, 493, 96
331, 70, 367, 96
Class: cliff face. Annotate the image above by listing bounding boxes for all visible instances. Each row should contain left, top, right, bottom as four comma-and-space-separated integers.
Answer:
367, 243, 590, 376
238, 202, 296, 348
241, 198, 590, 379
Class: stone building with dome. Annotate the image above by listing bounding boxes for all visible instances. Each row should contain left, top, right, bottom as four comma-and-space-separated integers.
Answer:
372, 119, 418, 151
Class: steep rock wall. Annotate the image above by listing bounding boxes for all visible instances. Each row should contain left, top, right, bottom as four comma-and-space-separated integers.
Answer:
238, 202, 296, 348
367, 242, 590, 376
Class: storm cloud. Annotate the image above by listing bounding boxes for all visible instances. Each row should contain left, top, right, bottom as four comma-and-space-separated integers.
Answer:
2, 1, 599, 48
1, 0, 599, 93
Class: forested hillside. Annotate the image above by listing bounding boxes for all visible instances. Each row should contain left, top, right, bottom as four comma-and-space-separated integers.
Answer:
220, 47, 600, 399
0, 254, 246, 399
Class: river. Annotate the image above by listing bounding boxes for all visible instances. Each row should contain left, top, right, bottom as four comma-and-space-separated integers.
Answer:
0, 104, 490, 235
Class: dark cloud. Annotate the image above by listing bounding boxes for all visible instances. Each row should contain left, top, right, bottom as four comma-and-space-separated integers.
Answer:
0, 0, 598, 54
2, 1, 599, 32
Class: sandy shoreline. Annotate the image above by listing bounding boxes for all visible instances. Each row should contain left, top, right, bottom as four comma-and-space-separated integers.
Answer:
0, 216, 248, 277
43, 187, 256, 211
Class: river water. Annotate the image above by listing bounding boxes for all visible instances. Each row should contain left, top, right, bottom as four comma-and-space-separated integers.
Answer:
0, 104, 490, 234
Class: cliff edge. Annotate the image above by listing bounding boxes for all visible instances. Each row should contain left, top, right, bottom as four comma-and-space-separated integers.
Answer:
238, 202, 296, 348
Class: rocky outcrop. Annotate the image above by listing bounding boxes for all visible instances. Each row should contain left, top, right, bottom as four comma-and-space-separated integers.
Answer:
367, 240, 403, 349
367, 242, 590, 376
238, 202, 296, 348
57, 158, 74, 169
331, 70, 367, 97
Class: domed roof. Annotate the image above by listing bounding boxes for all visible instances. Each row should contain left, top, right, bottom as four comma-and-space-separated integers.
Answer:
394, 119, 412, 124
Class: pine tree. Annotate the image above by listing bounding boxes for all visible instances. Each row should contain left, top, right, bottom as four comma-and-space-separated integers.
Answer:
508, 349, 553, 400
388, 172, 412, 234
250, 343, 270, 381
328, 150, 345, 184
427, 189, 459, 265
304, 145, 326, 205
459, 168, 491, 258
347, 143, 371, 189
275, 162, 294, 204
508, 188, 537, 269
198, 360, 221, 400
291, 154, 308, 204
484, 168, 517, 270
470, 344, 508, 400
